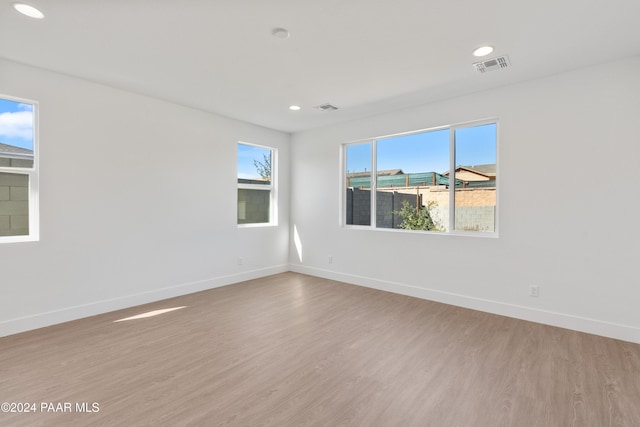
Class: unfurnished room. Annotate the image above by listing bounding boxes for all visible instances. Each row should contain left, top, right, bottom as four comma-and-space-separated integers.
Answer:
1, 0, 640, 426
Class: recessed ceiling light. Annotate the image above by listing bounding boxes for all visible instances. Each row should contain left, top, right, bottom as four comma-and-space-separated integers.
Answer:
473, 45, 494, 57
289, 105, 301, 111
272, 28, 290, 39
12, 3, 44, 19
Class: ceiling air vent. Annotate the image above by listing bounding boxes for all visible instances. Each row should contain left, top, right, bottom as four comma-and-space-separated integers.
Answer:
473, 55, 511, 74
315, 103, 338, 111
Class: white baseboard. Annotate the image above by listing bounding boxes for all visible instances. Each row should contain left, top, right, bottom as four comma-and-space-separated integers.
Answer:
4, 263, 638, 344
0, 265, 289, 338
289, 264, 640, 344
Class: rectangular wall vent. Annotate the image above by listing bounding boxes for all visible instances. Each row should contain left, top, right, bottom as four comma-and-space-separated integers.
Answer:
473, 55, 511, 73
315, 103, 338, 111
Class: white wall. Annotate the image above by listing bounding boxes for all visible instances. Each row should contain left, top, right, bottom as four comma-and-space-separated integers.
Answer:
0, 59, 290, 336
3, 56, 638, 343
290, 56, 640, 343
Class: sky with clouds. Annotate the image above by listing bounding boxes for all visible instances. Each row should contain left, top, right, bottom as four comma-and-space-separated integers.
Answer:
0, 99, 34, 150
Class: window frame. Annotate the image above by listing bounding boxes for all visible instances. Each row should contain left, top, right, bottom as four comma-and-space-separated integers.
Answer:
0, 94, 39, 244
341, 119, 498, 237
237, 141, 277, 227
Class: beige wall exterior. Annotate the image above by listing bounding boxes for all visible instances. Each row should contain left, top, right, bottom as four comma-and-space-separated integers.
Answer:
388, 185, 496, 207
454, 170, 491, 182
0, 172, 29, 236
389, 185, 497, 232
0, 157, 34, 168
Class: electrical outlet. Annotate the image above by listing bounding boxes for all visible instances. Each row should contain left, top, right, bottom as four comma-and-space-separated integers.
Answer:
529, 285, 539, 298
328, 255, 333, 264
237, 257, 243, 266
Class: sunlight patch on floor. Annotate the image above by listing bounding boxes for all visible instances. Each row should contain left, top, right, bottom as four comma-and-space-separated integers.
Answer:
113, 306, 187, 322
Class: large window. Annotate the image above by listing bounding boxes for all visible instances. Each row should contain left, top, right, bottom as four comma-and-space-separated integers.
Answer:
237, 142, 276, 226
0, 95, 38, 242
344, 121, 497, 235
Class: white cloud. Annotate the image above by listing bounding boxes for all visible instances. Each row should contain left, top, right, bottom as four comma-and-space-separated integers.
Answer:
0, 111, 33, 141
17, 103, 33, 112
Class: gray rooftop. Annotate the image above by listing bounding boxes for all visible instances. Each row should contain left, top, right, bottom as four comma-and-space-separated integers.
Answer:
0, 142, 33, 156
458, 164, 496, 177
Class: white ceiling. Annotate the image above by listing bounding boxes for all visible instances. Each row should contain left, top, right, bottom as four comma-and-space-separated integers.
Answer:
1, 0, 639, 133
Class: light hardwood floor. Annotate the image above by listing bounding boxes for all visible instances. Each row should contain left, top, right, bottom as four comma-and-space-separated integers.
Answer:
1, 272, 639, 426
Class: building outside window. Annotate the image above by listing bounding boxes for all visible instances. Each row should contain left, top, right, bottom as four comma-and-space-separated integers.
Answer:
344, 121, 497, 235
0, 95, 38, 242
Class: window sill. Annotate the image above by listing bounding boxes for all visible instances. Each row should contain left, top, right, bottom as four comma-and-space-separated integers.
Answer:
342, 224, 498, 238
0, 235, 39, 244
238, 222, 278, 229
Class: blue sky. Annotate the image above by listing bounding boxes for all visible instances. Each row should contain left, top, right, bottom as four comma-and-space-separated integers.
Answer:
346, 123, 496, 175
0, 98, 34, 150
238, 143, 271, 179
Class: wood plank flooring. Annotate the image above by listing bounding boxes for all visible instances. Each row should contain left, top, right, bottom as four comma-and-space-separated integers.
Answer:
1, 272, 639, 426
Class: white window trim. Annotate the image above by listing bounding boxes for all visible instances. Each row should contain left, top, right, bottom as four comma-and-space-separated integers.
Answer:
0, 94, 39, 244
341, 118, 498, 238
237, 142, 277, 228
